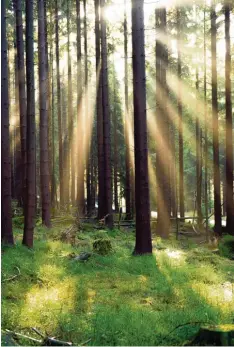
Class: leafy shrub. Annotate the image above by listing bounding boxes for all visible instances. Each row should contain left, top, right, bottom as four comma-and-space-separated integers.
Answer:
93, 238, 112, 255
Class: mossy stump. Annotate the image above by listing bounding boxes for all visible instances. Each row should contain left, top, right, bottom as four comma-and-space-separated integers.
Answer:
187, 324, 234, 346
93, 238, 112, 255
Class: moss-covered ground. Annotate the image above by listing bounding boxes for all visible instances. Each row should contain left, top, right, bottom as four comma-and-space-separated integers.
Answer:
1, 216, 234, 346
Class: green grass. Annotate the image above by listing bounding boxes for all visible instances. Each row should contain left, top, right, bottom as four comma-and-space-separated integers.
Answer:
2, 220, 234, 346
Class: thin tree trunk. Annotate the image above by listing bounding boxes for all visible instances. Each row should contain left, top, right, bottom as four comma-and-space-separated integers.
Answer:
196, 65, 202, 226
211, 3, 222, 235
156, 6, 170, 238
95, 0, 105, 220
177, 8, 184, 220
14, 0, 27, 209
23, 0, 36, 247
100, 0, 113, 228
124, 0, 131, 220
204, 5, 209, 239
38, 0, 51, 227
1, 0, 14, 245
113, 83, 119, 212
225, 3, 234, 234
76, 0, 85, 215
55, 0, 64, 208
132, 0, 152, 254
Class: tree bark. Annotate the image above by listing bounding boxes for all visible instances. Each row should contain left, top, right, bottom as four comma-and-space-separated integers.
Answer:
95, 0, 105, 220
177, 8, 185, 220
14, 0, 27, 209
124, 0, 132, 220
100, 0, 113, 228
55, 0, 64, 208
113, 83, 119, 212
76, 0, 85, 215
131, 0, 152, 254
155, 6, 170, 238
224, 3, 234, 234
23, 0, 36, 247
38, 0, 51, 227
211, 3, 222, 235
1, 0, 14, 245
196, 65, 202, 227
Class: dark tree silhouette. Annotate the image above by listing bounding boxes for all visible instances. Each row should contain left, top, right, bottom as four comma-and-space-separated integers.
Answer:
38, 0, 51, 227
224, 2, 234, 234
23, 0, 36, 247
100, 0, 113, 228
131, 0, 152, 254
124, 0, 131, 220
1, 0, 14, 245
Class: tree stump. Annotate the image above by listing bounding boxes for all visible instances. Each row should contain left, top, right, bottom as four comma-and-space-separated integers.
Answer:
187, 324, 234, 346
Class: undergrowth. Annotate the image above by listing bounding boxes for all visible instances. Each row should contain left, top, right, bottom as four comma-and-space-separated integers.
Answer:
1, 218, 234, 346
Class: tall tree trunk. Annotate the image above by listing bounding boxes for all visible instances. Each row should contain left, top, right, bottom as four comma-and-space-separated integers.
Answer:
14, 0, 27, 209
124, 0, 131, 220
113, 84, 119, 212
38, 0, 51, 227
155, 6, 170, 238
67, 0, 75, 206
23, 0, 36, 247
55, 0, 64, 208
84, 0, 91, 215
132, 0, 152, 254
225, 3, 234, 234
100, 0, 113, 228
76, 0, 85, 215
196, 66, 202, 227
177, 8, 184, 220
204, 6, 209, 239
211, 3, 222, 235
1, 0, 14, 245
95, 0, 105, 220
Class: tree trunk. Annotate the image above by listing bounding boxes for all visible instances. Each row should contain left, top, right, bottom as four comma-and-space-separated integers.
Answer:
38, 0, 51, 227
211, 3, 222, 235
55, 0, 64, 208
76, 0, 85, 215
113, 84, 119, 212
1, 0, 14, 245
100, 0, 113, 228
196, 65, 202, 227
67, 0, 75, 206
225, 3, 234, 234
95, 0, 105, 220
177, 8, 184, 220
23, 0, 36, 247
131, 0, 152, 254
124, 0, 131, 220
84, 0, 91, 215
155, 6, 170, 238
14, 0, 27, 209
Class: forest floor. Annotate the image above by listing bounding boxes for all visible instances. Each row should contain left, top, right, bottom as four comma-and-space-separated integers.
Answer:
1, 214, 234, 346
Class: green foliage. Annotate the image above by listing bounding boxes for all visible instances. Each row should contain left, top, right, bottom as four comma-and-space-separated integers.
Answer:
219, 235, 234, 259
93, 239, 112, 255
2, 221, 234, 346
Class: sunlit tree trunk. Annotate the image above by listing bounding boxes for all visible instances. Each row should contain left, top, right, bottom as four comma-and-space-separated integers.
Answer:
113, 84, 119, 212
14, 0, 27, 209
211, 3, 222, 235
177, 8, 184, 220
1, 0, 14, 245
100, 0, 113, 228
76, 0, 85, 215
124, 0, 131, 220
132, 0, 152, 253
23, 0, 36, 247
55, 0, 64, 208
38, 0, 51, 227
155, 7, 170, 238
224, 3, 233, 234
